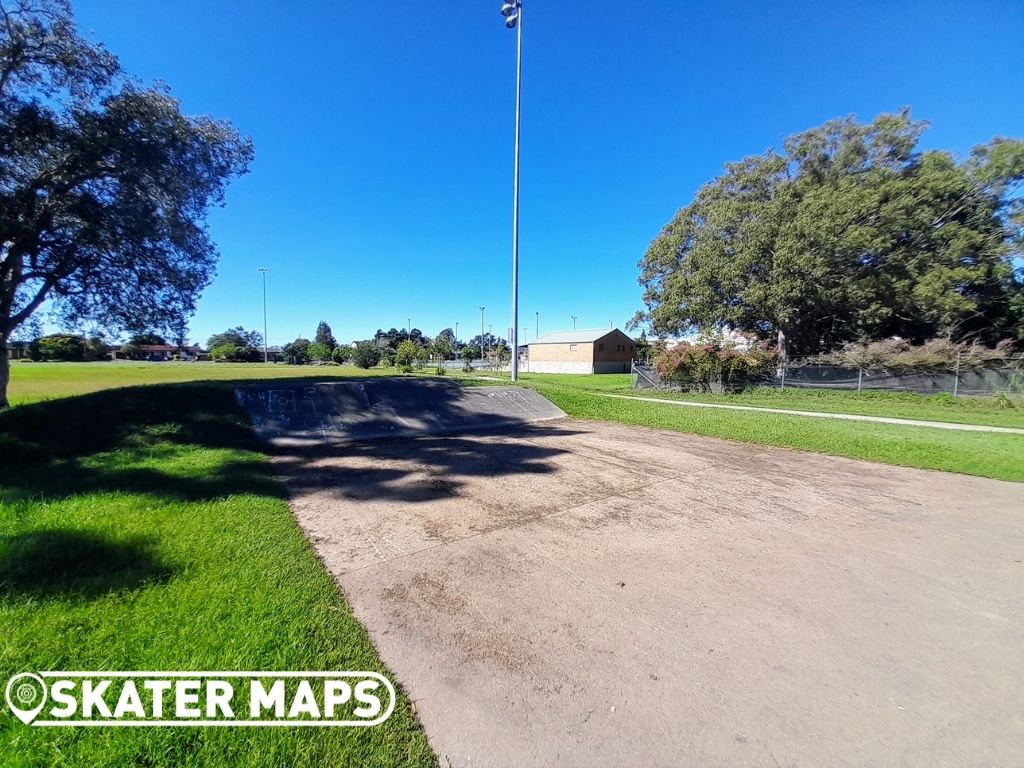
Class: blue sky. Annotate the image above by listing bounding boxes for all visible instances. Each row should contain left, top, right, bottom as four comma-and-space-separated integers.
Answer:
72, 0, 1024, 347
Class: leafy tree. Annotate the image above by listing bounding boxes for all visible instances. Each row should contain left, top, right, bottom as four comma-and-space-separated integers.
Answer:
350, 340, 380, 369
34, 333, 84, 360
282, 338, 311, 364
634, 110, 1024, 353
430, 334, 454, 370
128, 332, 166, 346
467, 333, 507, 357
373, 328, 408, 351
314, 321, 337, 350
460, 344, 475, 371
394, 339, 417, 371
207, 327, 262, 350
307, 341, 331, 362
634, 331, 651, 364
0, 0, 252, 407
331, 345, 351, 364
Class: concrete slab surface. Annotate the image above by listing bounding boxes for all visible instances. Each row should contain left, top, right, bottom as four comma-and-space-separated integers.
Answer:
272, 419, 1024, 768
235, 378, 565, 445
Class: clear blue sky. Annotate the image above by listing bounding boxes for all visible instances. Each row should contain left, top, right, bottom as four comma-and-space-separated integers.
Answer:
72, 0, 1024, 347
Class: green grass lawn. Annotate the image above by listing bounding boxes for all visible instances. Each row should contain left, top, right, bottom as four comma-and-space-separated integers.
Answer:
509, 372, 1024, 428
0, 385, 435, 767
525, 380, 1024, 482
6, 361, 394, 406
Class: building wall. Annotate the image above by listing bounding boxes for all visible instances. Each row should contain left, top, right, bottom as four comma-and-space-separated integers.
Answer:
593, 361, 631, 374
527, 342, 595, 364
592, 332, 635, 364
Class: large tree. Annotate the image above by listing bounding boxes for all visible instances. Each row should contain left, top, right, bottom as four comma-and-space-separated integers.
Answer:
0, 0, 252, 406
314, 320, 336, 349
634, 111, 1024, 353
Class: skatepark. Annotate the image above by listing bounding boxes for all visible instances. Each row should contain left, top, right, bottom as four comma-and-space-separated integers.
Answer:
236, 379, 1024, 767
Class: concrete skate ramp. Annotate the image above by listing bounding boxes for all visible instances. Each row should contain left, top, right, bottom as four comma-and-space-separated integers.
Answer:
235, 378, 566, 445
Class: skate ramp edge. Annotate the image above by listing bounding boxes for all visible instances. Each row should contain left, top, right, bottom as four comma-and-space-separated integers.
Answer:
234, 378, 567, 445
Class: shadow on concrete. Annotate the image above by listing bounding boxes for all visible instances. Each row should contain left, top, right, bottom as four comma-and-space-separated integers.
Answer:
271, 422, 581, 505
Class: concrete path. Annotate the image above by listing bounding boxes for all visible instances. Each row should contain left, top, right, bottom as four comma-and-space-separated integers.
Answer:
272, 419, 1024, 767
600, 392, 1024, 434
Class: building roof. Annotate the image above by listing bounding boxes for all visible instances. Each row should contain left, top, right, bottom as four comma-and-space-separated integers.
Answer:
528, 329, 632, 345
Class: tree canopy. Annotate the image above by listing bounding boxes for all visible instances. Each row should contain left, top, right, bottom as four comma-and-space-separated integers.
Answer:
207, 326, 261, 350
314, 321, 336, 350
0, 0, 252, 405
634, 111, 1024, 353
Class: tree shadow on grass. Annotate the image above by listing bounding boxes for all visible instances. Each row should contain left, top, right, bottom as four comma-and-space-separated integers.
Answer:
0, 529, 174, 599
0, 383, 285, 503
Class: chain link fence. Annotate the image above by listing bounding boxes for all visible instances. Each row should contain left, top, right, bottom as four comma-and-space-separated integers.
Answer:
633, 357, 1024, 397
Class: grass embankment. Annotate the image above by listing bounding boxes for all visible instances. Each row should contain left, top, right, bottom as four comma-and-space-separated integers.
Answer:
512, 374, 1024, 483
0, 385, 435, 767
6, 361, 392, 406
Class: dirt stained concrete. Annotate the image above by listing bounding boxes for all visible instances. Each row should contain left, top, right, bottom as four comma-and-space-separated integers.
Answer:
272, 419, 1024, 767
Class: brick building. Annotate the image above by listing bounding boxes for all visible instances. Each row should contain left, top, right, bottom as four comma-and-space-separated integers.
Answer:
526, 329, 635, 374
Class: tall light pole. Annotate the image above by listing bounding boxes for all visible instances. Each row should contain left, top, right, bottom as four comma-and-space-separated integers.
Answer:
257, 268, 269, 363
455, 322, 459, 345
500, 0, 523, 381
479, 306, 485, 362
571, 315, 577, 331
535, 311, 539, 339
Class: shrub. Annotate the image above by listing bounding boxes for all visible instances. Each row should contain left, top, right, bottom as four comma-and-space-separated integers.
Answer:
331, 346, 351, 364
209, 343, 251, 362
350, 341, 381, 369
654, 337, 777, 392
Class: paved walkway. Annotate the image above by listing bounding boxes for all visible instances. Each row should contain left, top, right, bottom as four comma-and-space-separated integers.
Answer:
600, 393, 1024, 434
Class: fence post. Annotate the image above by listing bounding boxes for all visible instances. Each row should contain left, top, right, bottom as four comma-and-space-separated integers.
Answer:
953, 351, 961, 398
857, 368, 863, 392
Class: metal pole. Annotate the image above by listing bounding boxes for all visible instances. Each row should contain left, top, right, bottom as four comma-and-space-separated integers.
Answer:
258, 268, 268, 363
953, 351, 961, 397
535, 311, 539, 339
857, 368, 862, 392
479, 306, 485, 362
572, 315, 577, 330
509, 1, 523, 382
455, 322, 459, 345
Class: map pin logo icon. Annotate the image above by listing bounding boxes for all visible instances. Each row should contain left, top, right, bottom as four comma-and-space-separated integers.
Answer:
5, 673, 47, 725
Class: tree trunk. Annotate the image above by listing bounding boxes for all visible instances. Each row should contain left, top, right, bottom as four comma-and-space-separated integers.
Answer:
0, 333, 9, 409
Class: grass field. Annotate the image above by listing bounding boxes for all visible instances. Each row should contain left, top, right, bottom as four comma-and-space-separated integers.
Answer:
0, 385, 435, 767
6, 361, 391, 406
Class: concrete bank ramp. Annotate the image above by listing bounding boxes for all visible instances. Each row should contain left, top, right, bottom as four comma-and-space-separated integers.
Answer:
235, 378, 566, 445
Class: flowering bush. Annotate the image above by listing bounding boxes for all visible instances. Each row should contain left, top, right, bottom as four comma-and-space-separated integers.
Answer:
654, 337, 778, 392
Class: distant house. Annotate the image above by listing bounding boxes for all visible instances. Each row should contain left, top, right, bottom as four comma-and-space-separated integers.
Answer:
110, 344, 205, 361
526, 329, 635, 374
5, 340, 30, 360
